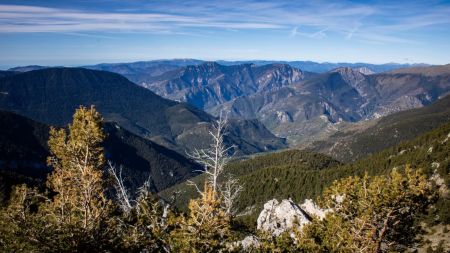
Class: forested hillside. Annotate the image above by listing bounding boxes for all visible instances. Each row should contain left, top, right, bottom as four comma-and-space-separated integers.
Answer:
158, 150, 341, 214
160, 122, 450, 225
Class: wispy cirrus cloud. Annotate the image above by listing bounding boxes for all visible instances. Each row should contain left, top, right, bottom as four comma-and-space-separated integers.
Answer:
0, 3, 280, 34
0, 0, 449, 44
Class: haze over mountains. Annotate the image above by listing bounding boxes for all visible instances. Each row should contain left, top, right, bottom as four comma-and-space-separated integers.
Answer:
81, 59, 428, 77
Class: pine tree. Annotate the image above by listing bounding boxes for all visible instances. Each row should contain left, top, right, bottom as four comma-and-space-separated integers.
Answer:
46, 105, 107, 231
0, 184, 45, 252
171, 183, 233, 252
0, 106, 113, 252
296, 166, 436, 253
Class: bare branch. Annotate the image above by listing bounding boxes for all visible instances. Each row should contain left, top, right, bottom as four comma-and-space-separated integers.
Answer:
187, 180, 205, 198
108, 161, 132, 213
220, 175, 243, 216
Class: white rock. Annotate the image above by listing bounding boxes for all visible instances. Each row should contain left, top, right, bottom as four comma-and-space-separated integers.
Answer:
355, 67, 375, 75
332, 194, 345, 204
227, 235, 260, 251
431, 170, 448, 198
300, 199, 330, 220
257, 199, 329, 236
257, 199, 310, 236
240, 235, 260, 250
276, 111, 293, 123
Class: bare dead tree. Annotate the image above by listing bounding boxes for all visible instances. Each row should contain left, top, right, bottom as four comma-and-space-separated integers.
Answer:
220, 175, 243, 216
187, 112, 235, 196
108, 161, 168, 218
187, 112, 244, 217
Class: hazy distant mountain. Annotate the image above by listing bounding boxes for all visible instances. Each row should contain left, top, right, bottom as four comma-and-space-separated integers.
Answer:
217, 60, 429, 73
84, 59, 204, 84
0, 68, 286, 155
7, 65, 49, 72
7, 59, 427, 84
142, 62, 310, 109
82, 60, 427, 86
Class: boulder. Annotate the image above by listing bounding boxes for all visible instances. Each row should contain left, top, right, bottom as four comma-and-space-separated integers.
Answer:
257, 198, 330, 236
257, 199, 307, 236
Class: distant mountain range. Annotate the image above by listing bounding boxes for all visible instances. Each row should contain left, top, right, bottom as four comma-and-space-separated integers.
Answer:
136, 63, 450, 145
6, 59, 428, 82
81, 59, 427, 75
81, 59, 428, 86
217, 60, 429, 73
0, 68, 286, 155
7, 65, 50, 72
4, 61, 449, 147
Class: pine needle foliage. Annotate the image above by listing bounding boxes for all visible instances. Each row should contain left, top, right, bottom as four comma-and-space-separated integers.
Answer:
171, 183, 234, 252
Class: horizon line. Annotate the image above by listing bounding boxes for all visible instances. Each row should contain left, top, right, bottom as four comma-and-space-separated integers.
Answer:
2, 58, 443, 71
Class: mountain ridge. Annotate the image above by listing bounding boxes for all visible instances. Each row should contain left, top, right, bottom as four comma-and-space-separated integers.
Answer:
142, 62, 307, 110
0, 67, 286, 155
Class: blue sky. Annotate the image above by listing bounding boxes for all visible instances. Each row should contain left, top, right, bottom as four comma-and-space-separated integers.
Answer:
0, 0, 450, 68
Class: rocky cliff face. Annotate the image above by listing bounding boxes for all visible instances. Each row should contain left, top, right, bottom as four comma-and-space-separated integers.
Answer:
214, 65, 450, 145
306, 94, 450, 162
141, 62, 305, 110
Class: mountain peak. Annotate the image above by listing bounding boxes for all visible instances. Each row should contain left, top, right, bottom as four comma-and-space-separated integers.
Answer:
354, 67, 375, 75
145, 63, 305, 110
330, 66, 371, 75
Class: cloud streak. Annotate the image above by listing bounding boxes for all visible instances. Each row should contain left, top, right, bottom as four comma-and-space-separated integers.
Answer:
0, 0, 449, 44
